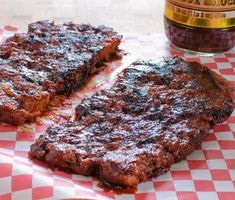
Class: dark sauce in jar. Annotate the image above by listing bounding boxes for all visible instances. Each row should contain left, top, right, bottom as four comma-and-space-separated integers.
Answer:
164, 0, 235, 53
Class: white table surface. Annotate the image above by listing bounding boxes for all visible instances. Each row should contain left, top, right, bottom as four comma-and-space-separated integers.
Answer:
0, 0, 165, 34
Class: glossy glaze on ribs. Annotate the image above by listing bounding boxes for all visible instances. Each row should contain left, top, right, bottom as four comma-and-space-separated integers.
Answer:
0, 20, 122, 125
29, 57, 233, 189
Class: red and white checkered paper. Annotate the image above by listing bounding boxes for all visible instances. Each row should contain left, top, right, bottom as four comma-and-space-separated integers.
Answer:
0, 25, 235, 200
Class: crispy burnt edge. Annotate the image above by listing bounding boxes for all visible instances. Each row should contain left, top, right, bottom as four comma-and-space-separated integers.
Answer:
188, 60, 234, 125
29, 57, 234, 189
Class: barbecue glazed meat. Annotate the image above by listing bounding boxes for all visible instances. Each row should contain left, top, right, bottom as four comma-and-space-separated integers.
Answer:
29, 56, 233, 189
0, 20, 122, 125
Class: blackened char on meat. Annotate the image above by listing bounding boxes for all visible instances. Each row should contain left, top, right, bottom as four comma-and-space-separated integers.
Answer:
0, 20, 122, 125
29, 56, 233, 189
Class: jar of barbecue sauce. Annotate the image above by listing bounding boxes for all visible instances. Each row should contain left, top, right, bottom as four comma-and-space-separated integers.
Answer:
164, 0, 235, 53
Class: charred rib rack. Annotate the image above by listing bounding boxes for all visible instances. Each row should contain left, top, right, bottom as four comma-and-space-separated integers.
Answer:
0, 20, 122, 125
30, 57, 233, 189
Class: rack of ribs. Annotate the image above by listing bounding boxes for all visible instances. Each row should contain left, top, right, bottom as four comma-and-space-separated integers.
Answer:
29, 56, 233, 189
0, 20, 122, 125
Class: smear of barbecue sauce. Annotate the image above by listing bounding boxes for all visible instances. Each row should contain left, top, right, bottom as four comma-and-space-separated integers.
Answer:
97, 181, 136, 195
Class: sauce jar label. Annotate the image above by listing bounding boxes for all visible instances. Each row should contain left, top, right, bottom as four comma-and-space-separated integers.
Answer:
165, 0, 235, 28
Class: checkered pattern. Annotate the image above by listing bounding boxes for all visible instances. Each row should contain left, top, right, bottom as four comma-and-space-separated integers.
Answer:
0, 27, 235, 200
